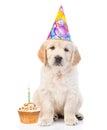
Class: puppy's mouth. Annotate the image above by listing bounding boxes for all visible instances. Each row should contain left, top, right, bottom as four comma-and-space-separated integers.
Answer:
53, 62, 63, 66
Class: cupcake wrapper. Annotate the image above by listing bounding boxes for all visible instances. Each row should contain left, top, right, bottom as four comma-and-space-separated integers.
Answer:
18, 111, 40, 124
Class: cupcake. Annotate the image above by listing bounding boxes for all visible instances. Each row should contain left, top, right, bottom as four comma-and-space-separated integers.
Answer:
18, 102, 40, 124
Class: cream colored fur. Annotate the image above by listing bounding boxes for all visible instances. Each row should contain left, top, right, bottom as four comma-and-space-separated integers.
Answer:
33, 39, 83, 126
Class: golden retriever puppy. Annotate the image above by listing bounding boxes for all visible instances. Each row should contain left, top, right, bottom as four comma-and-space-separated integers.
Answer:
33, 39, 83, 126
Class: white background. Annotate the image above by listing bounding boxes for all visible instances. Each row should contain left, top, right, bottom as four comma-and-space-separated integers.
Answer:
0, 0, 107, 130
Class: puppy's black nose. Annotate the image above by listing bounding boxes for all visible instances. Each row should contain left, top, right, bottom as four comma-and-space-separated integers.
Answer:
55, 55, 62, 63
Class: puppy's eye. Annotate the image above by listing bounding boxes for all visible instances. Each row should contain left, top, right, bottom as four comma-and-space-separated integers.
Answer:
64, 48, 69, 52
50, 46, 55, 50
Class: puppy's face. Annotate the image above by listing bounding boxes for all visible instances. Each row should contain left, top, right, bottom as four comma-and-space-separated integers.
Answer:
46, 40, 72, 67
38, 39, 81, 69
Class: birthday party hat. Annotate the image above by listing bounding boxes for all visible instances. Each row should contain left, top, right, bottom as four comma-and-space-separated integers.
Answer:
47, 5, 71, 41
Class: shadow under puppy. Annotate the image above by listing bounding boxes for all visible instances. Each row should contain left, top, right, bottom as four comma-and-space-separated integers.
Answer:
33, 39, 83, 126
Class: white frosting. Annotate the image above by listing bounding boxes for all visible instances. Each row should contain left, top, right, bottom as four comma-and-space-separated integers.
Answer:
18, 102, 40, 112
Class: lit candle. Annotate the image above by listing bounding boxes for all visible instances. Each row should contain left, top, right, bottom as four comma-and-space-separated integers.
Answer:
28, 88, 30, 102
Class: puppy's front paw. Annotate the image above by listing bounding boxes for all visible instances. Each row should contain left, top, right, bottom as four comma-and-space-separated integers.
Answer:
65, 116, 78, 126
39, 117, 53, 126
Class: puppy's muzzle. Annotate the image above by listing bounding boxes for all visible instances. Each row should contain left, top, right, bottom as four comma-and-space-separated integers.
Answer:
54, 55, 63, 66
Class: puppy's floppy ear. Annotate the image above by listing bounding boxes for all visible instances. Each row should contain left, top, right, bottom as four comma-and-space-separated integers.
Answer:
38, 43, 47, 65
71, 46, 81, 66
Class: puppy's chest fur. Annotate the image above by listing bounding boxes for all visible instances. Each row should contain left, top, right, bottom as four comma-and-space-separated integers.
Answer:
50, 72, 69, 113
42, 67, 78, 111
41, 66, 78, 113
